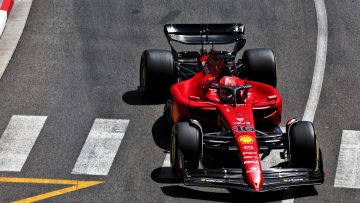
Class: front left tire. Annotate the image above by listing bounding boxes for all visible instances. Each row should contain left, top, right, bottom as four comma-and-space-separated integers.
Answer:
242, 48, 277, 87
170, 122, 201, 178
139, 49, 175, 101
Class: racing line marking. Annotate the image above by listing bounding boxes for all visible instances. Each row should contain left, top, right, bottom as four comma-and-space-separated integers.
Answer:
302, 0, 328, 122
0, 177, 103, 203
334, 130, 360, 188
282, 0, 328, 202
71, 118, 129, 176
0, 115, 47, 172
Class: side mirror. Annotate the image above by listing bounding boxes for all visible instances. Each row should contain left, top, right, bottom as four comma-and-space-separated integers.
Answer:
232, 39, 246, 55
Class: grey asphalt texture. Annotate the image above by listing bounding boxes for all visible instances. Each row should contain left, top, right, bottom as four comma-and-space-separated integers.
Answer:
0, 0, 358, 202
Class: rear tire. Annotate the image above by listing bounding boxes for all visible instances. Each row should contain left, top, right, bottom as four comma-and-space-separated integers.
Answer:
288, 121, 318, 169
170, 122, 201, 178
139, 49, 175, 100
242, 48, 277, 87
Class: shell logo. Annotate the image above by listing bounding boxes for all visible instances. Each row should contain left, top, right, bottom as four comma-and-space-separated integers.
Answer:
238, 135, 254, 144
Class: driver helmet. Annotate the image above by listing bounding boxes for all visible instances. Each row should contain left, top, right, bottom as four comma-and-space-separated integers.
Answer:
219, 76, 244, 86
218, 76, 247, 103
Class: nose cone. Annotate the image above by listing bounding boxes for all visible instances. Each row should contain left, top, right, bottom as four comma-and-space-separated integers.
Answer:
247, 171, 264, 191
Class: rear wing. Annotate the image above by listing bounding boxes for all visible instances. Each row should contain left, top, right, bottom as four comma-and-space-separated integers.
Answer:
164, 23, 245, 45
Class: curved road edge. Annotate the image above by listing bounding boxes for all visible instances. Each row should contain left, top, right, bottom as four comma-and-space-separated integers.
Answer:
0, 0, 14, 36
0, 0, 32, 79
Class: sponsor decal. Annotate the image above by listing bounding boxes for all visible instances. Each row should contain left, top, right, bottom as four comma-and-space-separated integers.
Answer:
243, 151, 257, 155
247, 166, 261, 173
283, 178, 304, 183
232, 126, 255, 132
200, 178, 223, 183
236, 118, 244, 122
238, 135, 254, 144
232, 126, 240, 132
244, 160, 259, 164
243, 126, 255, 132
243, 156, 258, 159
233, 118, 251, 125
243, 146, 254, 150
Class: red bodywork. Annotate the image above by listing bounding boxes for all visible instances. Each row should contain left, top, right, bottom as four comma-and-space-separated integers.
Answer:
170, 66, 282, 191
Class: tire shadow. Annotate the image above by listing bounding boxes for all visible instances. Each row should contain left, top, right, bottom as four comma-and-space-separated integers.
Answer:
151, 116, 171, 150
151, 167, 180, 184
122, 89, 165, 105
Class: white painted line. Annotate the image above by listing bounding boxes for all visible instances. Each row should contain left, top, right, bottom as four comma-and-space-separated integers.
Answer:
0, 115, 47, 172
302, 0, 328, 122
71, 119, 129, 176
334, 130, 360, 188
0, 10, 6, 37
282, 0, 328, 202
162, 152, 171, 167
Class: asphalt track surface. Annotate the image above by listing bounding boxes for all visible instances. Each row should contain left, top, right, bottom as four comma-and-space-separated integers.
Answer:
0, 0, 359, 202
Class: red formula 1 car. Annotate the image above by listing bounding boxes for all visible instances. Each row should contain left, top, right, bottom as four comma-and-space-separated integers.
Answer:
139, 24, 324, 192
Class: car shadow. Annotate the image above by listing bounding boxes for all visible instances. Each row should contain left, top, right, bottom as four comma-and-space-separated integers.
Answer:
122, 89, 165, 105
160, 185, 318, 202
151, 167, 180, 184
151, 116, 171, 150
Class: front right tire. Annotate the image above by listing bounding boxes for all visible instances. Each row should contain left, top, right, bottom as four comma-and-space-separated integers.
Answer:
288, 121, 319, 169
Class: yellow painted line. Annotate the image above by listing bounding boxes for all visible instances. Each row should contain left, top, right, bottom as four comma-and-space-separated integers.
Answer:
0, 177, 104, 203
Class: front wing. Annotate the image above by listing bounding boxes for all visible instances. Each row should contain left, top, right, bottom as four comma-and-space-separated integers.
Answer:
183, 166, 324, 192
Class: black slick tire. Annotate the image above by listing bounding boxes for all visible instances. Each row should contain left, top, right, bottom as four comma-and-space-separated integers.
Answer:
288, 121, 318, 169
242, 48, 277, 87
139, 49, 175, 101
170, 122, 201, 178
